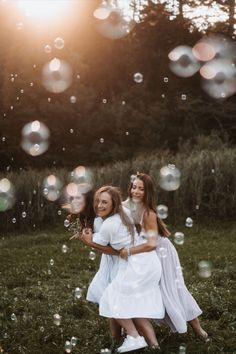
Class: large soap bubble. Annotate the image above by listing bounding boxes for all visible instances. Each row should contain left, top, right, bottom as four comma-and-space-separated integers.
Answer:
159, 165, 181, 191
0, 178, 15, 212
42, 58, 73, 93
95, 7, 135, 40
21, 120, 50, 156
169, 45, 200, 78
42, 174, 62, 201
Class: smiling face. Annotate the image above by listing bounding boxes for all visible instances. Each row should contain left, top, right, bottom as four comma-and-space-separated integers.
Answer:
131, 178, 145, 203
95, 191, 113, 218
71, 192, 86, 214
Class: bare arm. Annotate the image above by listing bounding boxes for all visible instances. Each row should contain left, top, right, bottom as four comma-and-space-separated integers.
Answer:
120, 210, 158, 260
80, 229, 119, 256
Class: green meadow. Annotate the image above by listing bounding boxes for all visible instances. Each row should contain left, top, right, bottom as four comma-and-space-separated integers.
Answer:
0, 222, 235, 354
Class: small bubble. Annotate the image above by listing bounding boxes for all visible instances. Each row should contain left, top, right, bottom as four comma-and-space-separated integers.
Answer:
64, 219, 70, 228
53, 313, 61, 326
89, 251, 96, 260
99, 138, 104, 143
164, 77, 168, 82
44, 44, 52, 53
102, 98, 107, 104
12, 218, 16, 224
174, 232, 185, 245
50, 259, 54, 266
121, 100, 126, 105
40, 326, 45, 332
157, 204, 168, 219
69, 129, 74, 134
64, 340, 72, 353
62, 244, 68, 253
57, 210, 62, 215
70, 96, 77, 104
125, 131, 129, 136
54, 37, 65, 50
70, 336, 78, 347
198, 260, 212, 278
74, 287, 82, 299
133, 72, 143, 83
11, 313, 17, 321
21, 211, 27, 218
181, 94, 187, 100
185, 217, 193, 228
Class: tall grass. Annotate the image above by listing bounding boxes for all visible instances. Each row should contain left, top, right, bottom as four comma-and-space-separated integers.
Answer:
1, 134, 236, 232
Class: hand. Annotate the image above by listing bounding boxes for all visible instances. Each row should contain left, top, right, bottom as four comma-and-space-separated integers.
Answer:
81, 228, 93, 245
119, 248, 128, 261
69, 232, 80, 240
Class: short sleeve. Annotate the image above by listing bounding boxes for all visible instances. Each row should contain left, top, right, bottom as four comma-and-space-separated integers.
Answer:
92, 221, 112, 246
93, 217, 103, 233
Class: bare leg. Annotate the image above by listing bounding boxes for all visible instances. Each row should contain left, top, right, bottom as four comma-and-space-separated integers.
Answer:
188, 317, 208, 340
133, 318, 160, 347
109, 318, 122, 341
115, 319, 139, 338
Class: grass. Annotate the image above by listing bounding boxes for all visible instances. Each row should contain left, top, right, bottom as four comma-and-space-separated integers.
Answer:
0, 222, 236, 354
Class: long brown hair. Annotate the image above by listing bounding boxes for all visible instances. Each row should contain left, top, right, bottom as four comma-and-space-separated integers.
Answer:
67, 184, 96, 229
128, 173, 170, 237
94, 186, 135, 242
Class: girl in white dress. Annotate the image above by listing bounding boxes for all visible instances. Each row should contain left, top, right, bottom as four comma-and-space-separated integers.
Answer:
81, 186, 165, 353
120, 173, 209, 341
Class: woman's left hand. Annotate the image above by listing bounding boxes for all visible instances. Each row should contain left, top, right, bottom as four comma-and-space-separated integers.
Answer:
119, 248, 128, 260
81, 228, 93, 245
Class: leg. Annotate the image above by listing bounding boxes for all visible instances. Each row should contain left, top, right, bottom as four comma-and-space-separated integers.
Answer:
109, 318, 122, 341
133, 318, 160, 348
188, 317, 208, 341
115, 319, 139, 337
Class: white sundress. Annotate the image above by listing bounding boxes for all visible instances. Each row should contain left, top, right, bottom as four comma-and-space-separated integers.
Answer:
86, 217, 120, 304
122, 199, 202, 333
95, 213, 165, 319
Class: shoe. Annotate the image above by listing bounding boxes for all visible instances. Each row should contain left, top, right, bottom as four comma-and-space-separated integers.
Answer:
117, 335, 148, 353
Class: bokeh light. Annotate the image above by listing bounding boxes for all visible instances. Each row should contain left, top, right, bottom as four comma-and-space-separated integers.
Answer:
42, 174, 62, 201
169, 45, 200, 78
21, 120, 50, 156
42, 58, 73, 93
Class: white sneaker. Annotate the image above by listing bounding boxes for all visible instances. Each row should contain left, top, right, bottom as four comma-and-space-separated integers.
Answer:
117, 335, 148, 353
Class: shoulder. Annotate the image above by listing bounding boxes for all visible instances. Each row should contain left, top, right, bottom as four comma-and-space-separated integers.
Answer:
93, 217, 103, 231
103, 213, 120, 227
143, 209, 157, 223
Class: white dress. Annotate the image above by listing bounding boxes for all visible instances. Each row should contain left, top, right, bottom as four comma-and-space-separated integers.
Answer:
96, 213, 165, 319
86, 217, 120, 304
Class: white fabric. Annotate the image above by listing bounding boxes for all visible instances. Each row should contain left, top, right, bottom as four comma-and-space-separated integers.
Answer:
98, 213, 165, 319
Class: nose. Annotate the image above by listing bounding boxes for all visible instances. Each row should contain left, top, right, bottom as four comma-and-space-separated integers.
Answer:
98, 201, 103, 209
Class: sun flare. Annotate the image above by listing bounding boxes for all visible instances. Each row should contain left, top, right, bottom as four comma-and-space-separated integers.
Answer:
16, 0, 70, 21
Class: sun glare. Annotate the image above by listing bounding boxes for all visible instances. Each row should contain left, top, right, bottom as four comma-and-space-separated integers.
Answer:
16, 0, 70, 21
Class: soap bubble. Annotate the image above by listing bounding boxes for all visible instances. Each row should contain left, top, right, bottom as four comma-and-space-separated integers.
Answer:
169, 45, 200, 77
54, 37, 65, 50
95, 7, 135, 40
70, 96, 77, 103
200, 59, 236, 99
74, 287, 82, 299
42, 57, 73, 93
62, 244, 68, 253
198, 260, 212, 278
159, 165, 181, 191
44, 44, 52, 53
133, 72, 143, 83
70, 336, 78, 347
100, 349, 111, 354
179, 344, 187, 354
89, 251, 96, 260
21, 120, 50, 156
93, 3, 111, 20
11, 313, 17, 321
64, 219, 70, 228
21, 211, 27, 218
42, 174, 62, 201
65, 341, 72, 353
185, 217, 193, 227
50, 259, 54, 266
100, 138, 104, 143
53, 313, 61, 326
174, 232, 185, 245
12, 217, 16, 223
0, 178, 15, 212
157, 204, 168, 219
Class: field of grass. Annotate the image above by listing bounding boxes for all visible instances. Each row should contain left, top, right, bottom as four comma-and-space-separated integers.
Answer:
0, 222, 236, 354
